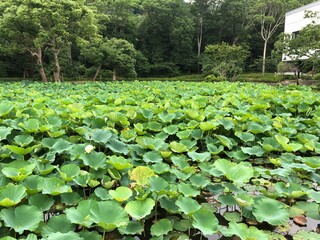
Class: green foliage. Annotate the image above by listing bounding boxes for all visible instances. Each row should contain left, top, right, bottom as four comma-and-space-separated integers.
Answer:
0, 81, 318, 239
202, 43, 249, 80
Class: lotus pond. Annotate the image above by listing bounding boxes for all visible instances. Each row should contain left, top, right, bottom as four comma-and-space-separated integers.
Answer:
0, 81, 319, 240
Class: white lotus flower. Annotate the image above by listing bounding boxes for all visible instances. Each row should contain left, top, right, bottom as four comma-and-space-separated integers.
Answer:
85, 144, 94, 153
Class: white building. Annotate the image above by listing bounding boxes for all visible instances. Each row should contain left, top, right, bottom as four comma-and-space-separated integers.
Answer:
283, 1, 320, 61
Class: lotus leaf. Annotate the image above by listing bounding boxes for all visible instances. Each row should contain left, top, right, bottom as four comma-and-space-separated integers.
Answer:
41, 215, 75, 237
176, 196, 201, 215
0, 127, 12, 141
40, 177, 72, 195
293, 230, 320, 240
0, 205, 42, 234
143, 151, 163, 163
59, 164, 81, 181
109, 187, 132, 202
187, 151, 211, 162
0, 103, 14, 117
0, 184, 27, 207
241, 146, 265, 157
159, 197, 180, 214
80, 151, 107, 170
14, 135, 34, 147
118, 221, 144, 235
178, 183, 200, 197
192, 209, 219, 235
253, 198, 289, 225
125, 198, 155, 220
90, 129, 112, 144
130, 166, 155, 186
65, 200, 97, 227
151, 219, 173, 237
29, 193, 54, 211
148, 176, 169, 193
106, 139, 129, 154
90, 201, 129, 230
107, 155, 132, 170
45, 232, 84, 240
2, 160, 35, 182
221, 222, 269, 240
169, 141, 188, 153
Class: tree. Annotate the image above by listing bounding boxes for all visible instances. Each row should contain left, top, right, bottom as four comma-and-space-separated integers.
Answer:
201, 42, 249, 80
0, 0, 97, 82
252, 0, 300, 74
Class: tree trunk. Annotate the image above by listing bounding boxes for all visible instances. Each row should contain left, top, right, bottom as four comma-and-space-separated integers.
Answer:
53, 48, 61, 82
262, 38, 269, 75
33, 48, 48, 82
197, 17, 203, 73
92, 64, 102, 81
113, 66, 117, 81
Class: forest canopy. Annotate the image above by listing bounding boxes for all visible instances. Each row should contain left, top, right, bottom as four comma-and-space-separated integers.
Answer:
0, 0, 317, 81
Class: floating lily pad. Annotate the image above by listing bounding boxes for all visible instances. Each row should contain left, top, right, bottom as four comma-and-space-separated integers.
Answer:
192, 209, 218, 235
125, 198, 155, 220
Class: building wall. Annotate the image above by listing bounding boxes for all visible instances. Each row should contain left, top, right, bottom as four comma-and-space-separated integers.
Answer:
283, 1, 320, 61
284, 1, 320, 34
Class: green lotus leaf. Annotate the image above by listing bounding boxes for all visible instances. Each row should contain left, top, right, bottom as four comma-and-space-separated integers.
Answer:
106, 139, 129, 154
235, 131, 255, 142
177, 130, 192, 139
19, 118, 40, 133
4, 145, 37, 155
221, 221, 268, 240
59, 164, 81, 181
109, 187, 132, 202
189, 174, 210, 188
147, 122, 162, 132
94, 187, 112, 200
213, 159, 254, 184
90, 129, 112, 144
51, 138, 74, 153
80, 151, 107, 170
143, 151, 163, 163
13, 135, 34, 147
294, 201, 320, 220
293, 230, 320, 240
178, 183, 200, 197
163, 125, 179, 135
151, 219, 173, 237
61, 192, 82, 205
0, 127, 12, 141
308, 190, 320, 203
301, 157, 320, 169
45, 232, 84, 240
41, 215, 75, 237
225, 150, 250, 161
219, 118, 235, 130
1, 160, 35, 182
125, 198, 155, 220
253, 198, 289, 226
65, 200, 97, 227
0, 103, 13, 117
21, 175, 43, 194
275, 182, 307, 198
158, 113, 175, 123
151, 163, 170, 174
247, 122, 271, 134
192, 209, 218, 236
39, 177, 72, 196
199, 121, 217, 131
275, 134, 302, 152
119, 221, 144, 235
159, 197, 180, 214
107, 155, 132, 170
223, 212, 242, 222
24, 233, 38, 240
78, 230, 101, 240
206, 144, 224, 155
169, 141, 188, 153
130, 166, 155, 186
0, 205, 42, 234
234, 193, 254, 207
91, 201, 129, 230
29, 193, 54, 211
187, 151, 211, 162
0, 184, 27, 207
218, 194, 237, 206
241, 146, 265, 157
215, 134, 234, 150
148, 176, 169, 193
176, 196, 201, 215
140, 137, 166, 151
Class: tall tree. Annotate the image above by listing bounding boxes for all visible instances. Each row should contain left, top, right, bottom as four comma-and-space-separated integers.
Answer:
0, 0, 97, 82
252, 0, 300, 74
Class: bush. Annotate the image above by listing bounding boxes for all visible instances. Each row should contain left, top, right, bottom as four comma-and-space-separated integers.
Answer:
312, 73, 320, 80
205, 75, 226, 82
